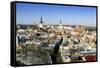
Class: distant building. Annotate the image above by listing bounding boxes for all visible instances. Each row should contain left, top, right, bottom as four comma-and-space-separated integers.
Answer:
58, 20, 63, 30
38, 17, 44, 28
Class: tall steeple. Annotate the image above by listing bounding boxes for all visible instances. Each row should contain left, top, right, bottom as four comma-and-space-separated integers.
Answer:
60, 19, 62, 26
40, 16, 43, 23
60, 19, 62, 24
58, 19, 63, 30
38, 16, 44, 28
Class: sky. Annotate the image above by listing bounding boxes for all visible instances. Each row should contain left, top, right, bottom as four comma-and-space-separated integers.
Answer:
16, 3, 96, 26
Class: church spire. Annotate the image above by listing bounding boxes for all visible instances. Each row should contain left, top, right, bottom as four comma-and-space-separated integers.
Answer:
58, 19, 63, 30
60, 19, 62, 24
40, 16, 43, 23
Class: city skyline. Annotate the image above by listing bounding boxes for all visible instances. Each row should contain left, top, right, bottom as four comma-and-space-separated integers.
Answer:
16, 3, 96, 26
